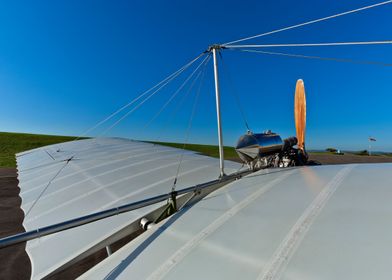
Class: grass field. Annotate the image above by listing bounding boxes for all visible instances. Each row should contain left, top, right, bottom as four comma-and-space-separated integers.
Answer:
149, 141, 239, 159
0, 132, 78, 168
1, 132, 391, 168
0, 132, 241, 168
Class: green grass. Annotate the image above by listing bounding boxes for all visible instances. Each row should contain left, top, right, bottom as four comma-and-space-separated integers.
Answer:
148, 141, 239, 159
2, 131, 391, 168
0, 132, 80, 168
0, 132, 240, 168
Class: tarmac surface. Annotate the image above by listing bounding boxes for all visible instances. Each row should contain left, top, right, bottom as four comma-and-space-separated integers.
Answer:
309, 153, 392, 165
1, 153, 392, 279
0, 168, 30, 280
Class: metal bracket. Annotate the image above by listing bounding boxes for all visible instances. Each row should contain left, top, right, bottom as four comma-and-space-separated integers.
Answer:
207, 44, 226, 52
153, 191, 178, 224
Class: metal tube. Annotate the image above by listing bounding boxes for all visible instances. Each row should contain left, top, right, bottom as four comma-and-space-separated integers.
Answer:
212, 47, 225, 177
0, 170, 248, 249
0, 192, 171, 249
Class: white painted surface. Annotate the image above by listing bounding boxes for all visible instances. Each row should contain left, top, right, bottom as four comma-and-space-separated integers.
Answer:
16, 138, 241, 279
80, 163, 392, 280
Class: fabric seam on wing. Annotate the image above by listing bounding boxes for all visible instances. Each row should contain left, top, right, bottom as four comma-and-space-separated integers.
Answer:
143, 169, 296, 280
258, 164, 356, 280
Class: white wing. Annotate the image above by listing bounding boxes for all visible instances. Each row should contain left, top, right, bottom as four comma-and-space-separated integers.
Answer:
80, 163, 392, 280
17, 138, 241, 279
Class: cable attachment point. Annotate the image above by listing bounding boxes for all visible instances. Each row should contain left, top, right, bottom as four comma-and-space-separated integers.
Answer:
207, 44, 226, 52
154, 190, 178, 224
168, 190, 178, 214
65, 156, 74, 163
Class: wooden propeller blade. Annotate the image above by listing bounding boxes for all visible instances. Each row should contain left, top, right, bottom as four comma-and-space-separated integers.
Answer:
294, 79, 306, 151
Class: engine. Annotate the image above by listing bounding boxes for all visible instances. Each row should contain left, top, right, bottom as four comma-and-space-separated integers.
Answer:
235, 130, 307, 170
235, 79, 309, 170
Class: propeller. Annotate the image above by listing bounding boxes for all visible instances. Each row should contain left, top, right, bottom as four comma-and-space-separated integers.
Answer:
294, 79, 306, 153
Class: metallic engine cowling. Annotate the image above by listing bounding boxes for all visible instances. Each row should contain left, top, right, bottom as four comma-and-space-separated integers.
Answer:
235, 132, 283, 162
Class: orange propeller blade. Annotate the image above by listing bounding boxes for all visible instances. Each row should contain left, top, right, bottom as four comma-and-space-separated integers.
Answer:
294, 79, 306, 151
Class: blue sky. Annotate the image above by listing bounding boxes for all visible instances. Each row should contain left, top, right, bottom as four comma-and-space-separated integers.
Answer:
0, 0, 391, 151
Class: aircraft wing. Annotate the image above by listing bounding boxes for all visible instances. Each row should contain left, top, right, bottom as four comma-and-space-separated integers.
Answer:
80, 163, 392, 280
16, 138, 241, 279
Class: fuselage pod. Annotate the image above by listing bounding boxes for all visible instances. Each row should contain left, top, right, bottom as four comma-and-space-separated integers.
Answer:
235, 132, 283, 162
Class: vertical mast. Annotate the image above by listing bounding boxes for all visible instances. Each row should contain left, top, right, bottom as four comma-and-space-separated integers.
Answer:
212, 46, 225, 177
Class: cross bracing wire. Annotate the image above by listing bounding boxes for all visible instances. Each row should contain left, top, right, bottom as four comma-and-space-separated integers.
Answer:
25, 157, 73, 218
99, 53, 210, 136
143, 54, 211, 130
151, 54, 212, 146
99, 69, 186, 136
142, 71, 202, 130
234, 49, 392, 67
24, 57, 210, 217
74, 52, 206, 140
172, 56, 209, 192
223, 0, 392, 46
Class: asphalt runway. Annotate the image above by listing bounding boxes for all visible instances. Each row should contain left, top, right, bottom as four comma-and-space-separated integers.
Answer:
309, 153, 392, 165
0, 168, 30, 280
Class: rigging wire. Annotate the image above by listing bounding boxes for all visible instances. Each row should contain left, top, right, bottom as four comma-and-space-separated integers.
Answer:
143, 71, 202, 130
23, 58, 209, 216
151, 54, 212, 145
171, 57, 209, 192
99, 75, 181, 137
74, 52, 206, 141
143, 54, 211, 130
225, 40, 392, 49
223, 0, 392, 46
99, 53, 210, 137
219, 52, 251, 131
25, 157, 74, 218
233, 49, 392, 67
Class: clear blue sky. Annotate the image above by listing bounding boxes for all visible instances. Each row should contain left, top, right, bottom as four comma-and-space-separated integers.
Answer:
0, 0, 391, 151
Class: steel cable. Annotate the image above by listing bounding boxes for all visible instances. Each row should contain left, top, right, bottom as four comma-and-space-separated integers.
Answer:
100, 54, 210, 137
74, 52, 206, 140
223, 0, 392, 46
225, 40, 392, 49
172, 58, 209, 192
233, 49, 392, 67
143, 54, 211, 130
151, 54, 212, 147
219, 52, 251, 131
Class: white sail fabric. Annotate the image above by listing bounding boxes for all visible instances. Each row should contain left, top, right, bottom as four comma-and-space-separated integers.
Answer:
16, 138, 241, 279
80, 163, 392, 280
